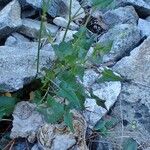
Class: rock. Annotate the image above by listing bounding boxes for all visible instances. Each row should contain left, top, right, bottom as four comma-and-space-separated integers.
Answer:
102, 6, 139, 28
37, 111, 88, 150
0, 42, 55, 92
83, 69, 99, 88
19, 0, 85, 19
0, 0, 22, 38
138, 18, 150, 37
5, 33, 30, 46
53, 17, 79, 30
19, 18, 59, 39
113, 37, 150, 87
146, 16, 150, 21
10, 101, 45, 139
115, 0, 150, 17
98, 24, 141, 63
84, 82, 121, 128
83, 69, 121, 127
54, 30, 77, 44
101, 82, 150, 149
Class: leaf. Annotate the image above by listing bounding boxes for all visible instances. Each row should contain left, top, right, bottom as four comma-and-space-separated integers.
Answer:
89, 89, 107, 110
94, 119, 106, 131
0, 96, 17, 120
38, 96, 64, 123
98, 68, 123, 82
92, 0, 114, 9
105, 117, 119, 129
57, 81, 82, 110
53, 41, 73, 60
122, 138, 138, 150
64, 111, 74, 132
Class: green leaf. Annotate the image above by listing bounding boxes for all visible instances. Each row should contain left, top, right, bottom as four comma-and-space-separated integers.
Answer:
57, 81, 82, 110
53, 41, 73, 60
38, 96, 64, 123
105, 117, 119, 129
94, 119, 106, 131
64, 111, 74, 132
97, 68, 123, 82
89, 89, 107, 110
122, 138, 138, 150
0, 96, 17, 120
92, 0, 114, 9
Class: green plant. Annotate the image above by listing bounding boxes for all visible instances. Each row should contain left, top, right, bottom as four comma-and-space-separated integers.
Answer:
33, 0, 120, 131
94, 117, 119, 136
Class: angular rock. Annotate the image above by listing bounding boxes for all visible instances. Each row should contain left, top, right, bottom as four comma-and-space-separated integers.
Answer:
113, 37, 150, 87
83, 69, 121, 127
0, 0, 22, 38
19, 18, 59, 39
146, 16, 150, 21
102, 6, 139, 28
53, 17, 79, 30
10, 101, 45, 139
115, 0, 150, 16
19, 0, 85, 19
5, 33, 30, 46
0, 42, 55, 92
102, 82, 150, 149
98, 24, 141, 63
54, 30, 77, 44
138, 18, 150, 37
84, 82, 121, 128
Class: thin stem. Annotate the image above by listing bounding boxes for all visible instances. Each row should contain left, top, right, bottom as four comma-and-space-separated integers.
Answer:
62, 0, 72, 42
36, 19, 44, 76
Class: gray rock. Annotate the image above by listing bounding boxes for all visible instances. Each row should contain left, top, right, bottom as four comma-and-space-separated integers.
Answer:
53, 17, 79, 30
10, 101, 45, 139
98, 24, 141, 63
102, 6, 139, 28
19, 0, 85, 19
83, 69, 121, 127
146, 16, 150, 21
102, 82, 150, 149
0, 42, 55, 92
54, 30, 77, 44
19, 18, 59, 39
115, 0, 150, 16
0, 0, 22, 38
5, 33, 30, 46
138, 18, 150, 37
113, 37, 150, 87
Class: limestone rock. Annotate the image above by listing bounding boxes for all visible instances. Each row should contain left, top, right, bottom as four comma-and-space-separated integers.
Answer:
5, 33, 30, 46
19, 18, 59, 39
98, 24, 141, 63
138, 18, 150, 37
0, 0, 22, 38
19, 0, 85, 19
83, 69, 121, 127
54, 30, 77, 44
53, 17, 79, 30
113, 37, 150, 87
0, 42, 55, 92
115, 0, 150, 16
10, 101, 45, 139
102, 6, 139, 28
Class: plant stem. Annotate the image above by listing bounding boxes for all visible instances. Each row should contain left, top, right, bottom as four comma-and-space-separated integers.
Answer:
36, 20, 44, 76
62, 0, 72, 42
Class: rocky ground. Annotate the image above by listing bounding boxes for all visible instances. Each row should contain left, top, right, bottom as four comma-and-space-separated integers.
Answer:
0, 0, 150, 150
